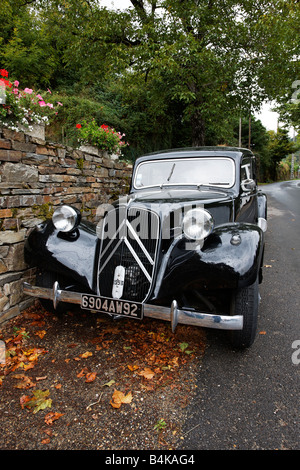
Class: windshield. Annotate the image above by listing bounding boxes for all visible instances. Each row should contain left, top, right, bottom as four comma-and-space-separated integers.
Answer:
134, 157, 235, 189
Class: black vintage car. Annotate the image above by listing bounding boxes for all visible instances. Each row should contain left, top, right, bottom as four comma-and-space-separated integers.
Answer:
24, 147, 267, 349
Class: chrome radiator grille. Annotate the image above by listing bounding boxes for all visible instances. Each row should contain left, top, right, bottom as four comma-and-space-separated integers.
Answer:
97, 206, 160, 302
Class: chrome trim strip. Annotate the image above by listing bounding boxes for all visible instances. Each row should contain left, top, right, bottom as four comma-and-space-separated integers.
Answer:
258, 217, 267, 232
23, 282, 244, 331
53, 281, 60, 310
98, 237, 123, 274
99, 219, 126, 260
126, 220, 154, 265
124, 237, 152, 282
97, 206, 160, 302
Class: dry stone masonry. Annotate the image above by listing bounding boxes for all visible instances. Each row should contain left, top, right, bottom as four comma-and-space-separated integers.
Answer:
0, 126, 132, 323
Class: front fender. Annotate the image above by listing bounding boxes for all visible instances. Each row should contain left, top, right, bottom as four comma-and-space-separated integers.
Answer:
152, 223, 264, 301
24, 220, 99, 292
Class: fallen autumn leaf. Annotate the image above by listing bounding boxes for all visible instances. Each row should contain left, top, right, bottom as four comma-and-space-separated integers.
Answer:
103, 379, 116, 387
22, 389, 52, 414
44, 411, 64, 425
85, 372, 97, 383
138, 368, 155, 380
110, 389, 133, 408
80, 351, 93, 359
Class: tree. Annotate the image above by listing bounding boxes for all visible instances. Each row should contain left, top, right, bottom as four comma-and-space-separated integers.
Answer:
277, 101, 300, 133
54, 0, 299, 147
267, 128, 297, 180
0, 0, 59, 87
1, 0, 299, 157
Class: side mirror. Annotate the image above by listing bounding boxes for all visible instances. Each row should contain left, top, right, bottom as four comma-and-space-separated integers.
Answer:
241, 178, 256, 192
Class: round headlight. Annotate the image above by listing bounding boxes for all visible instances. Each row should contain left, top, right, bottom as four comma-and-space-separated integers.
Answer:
52, 205, 79, 232
182, 208, 214, 240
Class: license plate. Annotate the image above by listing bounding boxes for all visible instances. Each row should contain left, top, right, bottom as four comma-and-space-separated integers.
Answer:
81, 294, 143, 320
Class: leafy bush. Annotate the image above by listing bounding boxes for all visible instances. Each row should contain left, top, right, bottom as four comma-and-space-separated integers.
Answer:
76, 120, 128, 155
0, 69, 62, 130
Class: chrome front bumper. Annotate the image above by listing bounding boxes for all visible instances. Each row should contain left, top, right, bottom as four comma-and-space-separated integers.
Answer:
23, 282, 243, 332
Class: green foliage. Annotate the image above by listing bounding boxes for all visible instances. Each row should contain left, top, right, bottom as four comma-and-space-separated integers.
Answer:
277, 101, 300, 132
0, 0, 298, 171
266, 128, 297, 180
76, 158, 84, 170
76, 120, 128, 155
0, 1, 59, 87
45, 84, 127, 147
0, 69, 62, 130
32, 203, 54, 220
154, 419, 167, 432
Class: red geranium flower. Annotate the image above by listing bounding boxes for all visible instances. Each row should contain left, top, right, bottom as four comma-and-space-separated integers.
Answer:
76, 124, 82, 129
0, 78, 12, 88
0, 69, 9, 78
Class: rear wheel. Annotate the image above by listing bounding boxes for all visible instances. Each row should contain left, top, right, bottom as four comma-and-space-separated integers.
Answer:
229, 277, 259, 349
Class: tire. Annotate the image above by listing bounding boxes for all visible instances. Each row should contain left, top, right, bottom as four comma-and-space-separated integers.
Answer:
229, 277, 259, 349
35, 269, 71, 314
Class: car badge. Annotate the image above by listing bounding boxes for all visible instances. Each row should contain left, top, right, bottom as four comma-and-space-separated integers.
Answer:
112, 265, 125, 299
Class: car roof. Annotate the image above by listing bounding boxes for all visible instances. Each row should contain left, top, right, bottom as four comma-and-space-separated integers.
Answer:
134, 147, 253, 165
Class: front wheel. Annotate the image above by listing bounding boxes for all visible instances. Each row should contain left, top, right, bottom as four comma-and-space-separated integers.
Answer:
229, 277, 259, 349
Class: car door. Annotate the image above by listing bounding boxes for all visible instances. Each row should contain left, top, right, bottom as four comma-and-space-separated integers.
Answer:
236, 156, 258, 223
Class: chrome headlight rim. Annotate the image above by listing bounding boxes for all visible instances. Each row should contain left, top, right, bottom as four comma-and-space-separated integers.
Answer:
52, 205, 80, 233
182, 208, 214, 240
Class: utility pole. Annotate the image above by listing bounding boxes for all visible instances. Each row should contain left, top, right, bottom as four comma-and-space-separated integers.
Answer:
291, 128, 295, 179
248, 114, 251, 149
291, 153, 294, 179
239, 117, 242, 147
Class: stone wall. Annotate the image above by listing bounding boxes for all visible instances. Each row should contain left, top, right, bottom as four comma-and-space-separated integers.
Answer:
0, 126, 132, 324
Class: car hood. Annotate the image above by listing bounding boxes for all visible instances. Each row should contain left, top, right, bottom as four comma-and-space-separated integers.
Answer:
117, 187, 235, 228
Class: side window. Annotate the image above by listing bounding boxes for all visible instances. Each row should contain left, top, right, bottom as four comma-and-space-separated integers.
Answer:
241, 157, 252, 181
241, 157, 256, 192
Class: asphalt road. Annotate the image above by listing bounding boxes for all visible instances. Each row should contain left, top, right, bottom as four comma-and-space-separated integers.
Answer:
179, 180, 300, 450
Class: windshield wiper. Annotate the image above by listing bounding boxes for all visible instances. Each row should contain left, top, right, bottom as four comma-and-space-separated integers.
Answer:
166, 163, 176, 182
158, 182, 228, 195
197, 184, 229, 194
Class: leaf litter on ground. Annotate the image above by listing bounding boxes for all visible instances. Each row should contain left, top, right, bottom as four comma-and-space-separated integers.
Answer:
0, 301, 206, 449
